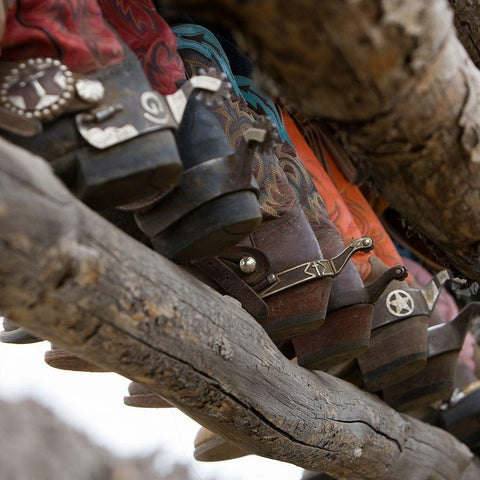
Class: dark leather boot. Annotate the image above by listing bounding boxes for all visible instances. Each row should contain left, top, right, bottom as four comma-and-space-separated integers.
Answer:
173, 24, 371, 344
0, 46, 183, 209
382, 302, 480, 411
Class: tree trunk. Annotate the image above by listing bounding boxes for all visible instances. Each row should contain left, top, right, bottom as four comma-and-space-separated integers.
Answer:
0, 138, 477, 480
162, 0, 480, 282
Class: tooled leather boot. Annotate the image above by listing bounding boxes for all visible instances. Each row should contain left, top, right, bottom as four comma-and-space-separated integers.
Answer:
174, 23, 374, 344
233, 76, 405, 368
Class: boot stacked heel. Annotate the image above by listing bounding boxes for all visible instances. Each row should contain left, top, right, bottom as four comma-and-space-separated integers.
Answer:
382, 302, 480, 411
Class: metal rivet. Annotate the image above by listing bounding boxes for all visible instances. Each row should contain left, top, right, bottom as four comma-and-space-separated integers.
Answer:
362, 237, 373, 247
239, 256, 257, 274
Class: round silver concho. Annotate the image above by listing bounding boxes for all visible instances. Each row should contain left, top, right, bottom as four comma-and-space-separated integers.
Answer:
385, 289, 415, 317
0, 58, 75, 121
239, 256, 257, 274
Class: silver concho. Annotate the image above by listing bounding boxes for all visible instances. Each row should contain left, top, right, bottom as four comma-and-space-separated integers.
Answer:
385, 289, 415, 317
0, 58, 75, 121
75, 78, 105, 104
239, 256, 257, 274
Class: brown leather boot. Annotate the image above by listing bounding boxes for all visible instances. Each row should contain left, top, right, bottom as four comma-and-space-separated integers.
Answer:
357, 263, 453, 392
278, 143, 406, 369
229, 72, 405, 369
174, 25, 371, 344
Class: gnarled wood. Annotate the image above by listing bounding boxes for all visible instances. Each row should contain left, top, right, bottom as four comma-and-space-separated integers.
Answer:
0, 139, 477, 479
162, 0, 480, 281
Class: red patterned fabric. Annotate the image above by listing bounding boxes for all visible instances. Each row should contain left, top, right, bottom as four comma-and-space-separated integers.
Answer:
97, 0, 185, 94
1, 0, 124, 73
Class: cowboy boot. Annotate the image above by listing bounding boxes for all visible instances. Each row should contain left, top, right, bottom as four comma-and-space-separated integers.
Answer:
173, 24, 372, 344
0, 0, 184, 209
232, 76, 405, 368
284, 113, 448, 390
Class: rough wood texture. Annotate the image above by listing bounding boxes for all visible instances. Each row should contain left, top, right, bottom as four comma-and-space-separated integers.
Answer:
162, 0, 480, 281
0, 139, 477, 480
450, 0, 480, 68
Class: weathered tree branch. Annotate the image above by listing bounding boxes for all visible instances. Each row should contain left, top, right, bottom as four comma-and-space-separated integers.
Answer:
449, 0, 480, 68
0, 139, 477, 479
162, 0, 480, 281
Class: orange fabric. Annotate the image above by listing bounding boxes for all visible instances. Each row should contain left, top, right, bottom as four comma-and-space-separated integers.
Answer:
283, 111, 410, 282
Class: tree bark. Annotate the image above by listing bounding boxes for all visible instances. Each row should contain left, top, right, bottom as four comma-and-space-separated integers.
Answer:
0, 138, 477, 480
450, 0, 480, 68
162, 0, 480, 282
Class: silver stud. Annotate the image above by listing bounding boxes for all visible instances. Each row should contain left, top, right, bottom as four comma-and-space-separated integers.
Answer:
25, 112, 33, 118
27, 59, 35, 65
362, 237, 373, 247
53, 60, 61, 66
36, 58, 43, 64
239, 256, 257, 274
46, 58, 53, 64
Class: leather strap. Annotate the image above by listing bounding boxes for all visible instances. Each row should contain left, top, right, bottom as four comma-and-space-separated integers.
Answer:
427, 302, 480, 357
372, 270, 452, 329
257, 237, 373, 298
192, 257, 269, 320
136, 154, 258, 237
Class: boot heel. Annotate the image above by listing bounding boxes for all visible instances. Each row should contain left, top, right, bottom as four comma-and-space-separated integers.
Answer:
294, 265, 407, 370
44, 344, 106, 372
134, 99, 262, 262
357, 269, 452, 391
382, 302, 480, 411
123, 382, 172, 408
358, 315, 428, 392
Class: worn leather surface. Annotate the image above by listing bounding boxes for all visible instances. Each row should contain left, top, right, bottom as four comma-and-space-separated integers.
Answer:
178, 26, 329, 331
0, 48, 181, 209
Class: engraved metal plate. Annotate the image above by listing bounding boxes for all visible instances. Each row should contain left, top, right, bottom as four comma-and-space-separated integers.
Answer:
386, 289, 415, 317
0, 58, 75, 121
76, 90, 177, 150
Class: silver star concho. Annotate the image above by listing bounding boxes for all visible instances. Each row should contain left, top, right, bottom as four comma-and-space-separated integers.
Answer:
385, 289, 415, 317
0, 58, 75, 121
